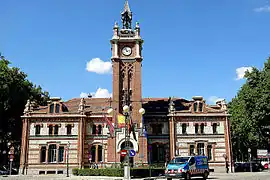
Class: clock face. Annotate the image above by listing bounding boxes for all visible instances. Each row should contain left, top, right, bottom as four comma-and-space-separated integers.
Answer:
122, 46, 132, 56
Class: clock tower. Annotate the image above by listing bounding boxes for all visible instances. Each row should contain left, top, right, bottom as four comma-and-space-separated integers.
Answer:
111, 0, 143, 124
109, 0, 147, 163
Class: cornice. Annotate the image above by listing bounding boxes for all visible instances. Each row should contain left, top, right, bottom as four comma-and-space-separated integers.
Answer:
168, 113, 231, 117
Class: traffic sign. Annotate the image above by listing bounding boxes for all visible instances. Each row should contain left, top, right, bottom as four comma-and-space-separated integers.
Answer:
129, 150, 136, 157
120, 150, 128, 157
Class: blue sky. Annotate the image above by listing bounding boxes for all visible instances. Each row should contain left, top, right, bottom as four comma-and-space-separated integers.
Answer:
1, 0, 270, 104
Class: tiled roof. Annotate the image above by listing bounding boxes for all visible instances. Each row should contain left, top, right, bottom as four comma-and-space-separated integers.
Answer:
30, 97, 225, 115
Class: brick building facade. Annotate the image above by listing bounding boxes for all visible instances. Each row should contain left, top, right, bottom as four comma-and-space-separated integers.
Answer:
19, 1, 232, 175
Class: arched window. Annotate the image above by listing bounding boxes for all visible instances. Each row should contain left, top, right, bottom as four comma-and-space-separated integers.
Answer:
49, 104, 54, 113
98, 145, 103, 162
200, 123, 204, 134
55, 104, 60, 113
182, 123, 187, 134
195, 124, 199, 134
90, 146, 96, 162
193, 103, 198, 112
199, 102, 203, 112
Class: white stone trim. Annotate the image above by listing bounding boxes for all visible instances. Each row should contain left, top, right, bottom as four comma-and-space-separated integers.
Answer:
116, 138, 138, 153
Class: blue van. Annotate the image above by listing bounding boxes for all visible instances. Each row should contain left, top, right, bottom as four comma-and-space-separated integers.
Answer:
164, 155, 209, 180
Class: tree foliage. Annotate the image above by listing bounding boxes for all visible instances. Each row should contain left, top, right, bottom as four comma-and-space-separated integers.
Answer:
228, 57, 270, 161
0, 54, 49, 165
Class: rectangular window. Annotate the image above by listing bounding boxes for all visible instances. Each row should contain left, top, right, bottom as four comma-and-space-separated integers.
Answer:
197, 143, 205, 155
67, 125, 72, 135
195, 124, 199, 134
92, 125, 97, 135
58, 146, 64, 162
54, 125, 59, 135
48, 125, 53, 135
98, 125, 102, 135
48, 144, 57, 163
207, 145, 212, 160
35, 125, 41, 135
200, 124, 204, 134
213, 123, 217, 134
189, 145, 195, 155
182, 123, 187, 134
40, 146, 46, 163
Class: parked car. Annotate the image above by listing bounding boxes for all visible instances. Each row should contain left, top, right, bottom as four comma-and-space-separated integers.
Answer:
234, 162, 264, 172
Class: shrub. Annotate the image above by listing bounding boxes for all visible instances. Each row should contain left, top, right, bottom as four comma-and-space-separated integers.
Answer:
72, 167, 165, 178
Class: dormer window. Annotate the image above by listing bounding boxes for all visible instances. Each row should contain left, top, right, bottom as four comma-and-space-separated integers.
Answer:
49, 103, 62, 113
193, 103, 198, 112
192, 96, 205, 113
48, 98, 64, 113
199, 102, 203, 112
49, 104, 54, 113
55, 104, 60, 113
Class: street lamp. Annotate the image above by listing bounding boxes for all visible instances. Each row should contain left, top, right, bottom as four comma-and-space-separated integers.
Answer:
66, 142, 71, 177
121, 103, 145, 180
248, 148, 252, 172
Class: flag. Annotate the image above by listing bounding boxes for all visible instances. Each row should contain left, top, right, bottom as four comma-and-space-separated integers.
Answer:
117, 114, 125, 128
142, 116, 147, 138
104, 115, 114, 137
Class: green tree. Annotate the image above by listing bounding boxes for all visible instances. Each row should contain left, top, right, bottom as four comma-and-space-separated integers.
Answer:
228, 57, 270, 161
0, 54, 49, 166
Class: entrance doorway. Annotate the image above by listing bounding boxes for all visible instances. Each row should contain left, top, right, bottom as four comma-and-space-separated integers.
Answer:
120, 141, 134, 167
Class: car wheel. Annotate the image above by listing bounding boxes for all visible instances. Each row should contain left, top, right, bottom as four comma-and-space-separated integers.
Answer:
185, 172, 191, 180
203, 171, 209, 180
167, 178, 172, 180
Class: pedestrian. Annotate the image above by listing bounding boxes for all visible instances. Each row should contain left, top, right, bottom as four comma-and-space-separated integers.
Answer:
226, 161, 229, 173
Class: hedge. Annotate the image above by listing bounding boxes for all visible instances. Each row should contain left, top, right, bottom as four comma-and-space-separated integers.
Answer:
72, 167, 165, 178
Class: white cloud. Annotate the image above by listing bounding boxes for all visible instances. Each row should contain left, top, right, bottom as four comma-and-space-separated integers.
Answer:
80, 88, 112, 98
86, 58, 112, 74
254, 5, 270, 12
208, 96, 224, 104
80, 92, 89, 98
235, 67, 253, 80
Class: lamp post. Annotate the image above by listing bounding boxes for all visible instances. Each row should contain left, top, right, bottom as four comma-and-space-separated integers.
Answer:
248, 148, 252, 172
66, 141, 70, 177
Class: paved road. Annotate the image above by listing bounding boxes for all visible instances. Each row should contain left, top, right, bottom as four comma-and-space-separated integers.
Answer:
1, 172, 270, 180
